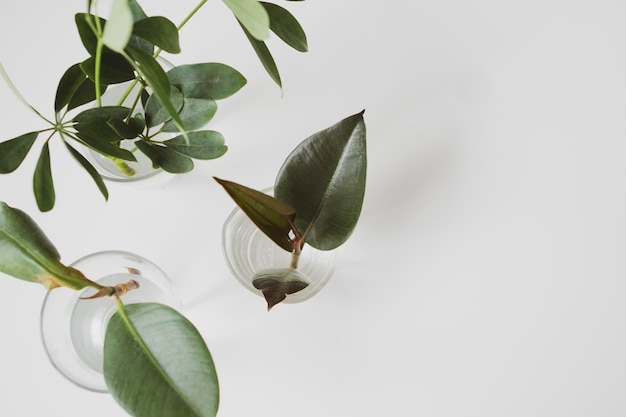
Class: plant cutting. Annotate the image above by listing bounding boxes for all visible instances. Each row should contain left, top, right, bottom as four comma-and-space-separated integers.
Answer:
215, 110, 367, 310
0, 201, 219, 417
0, 0, 308, 211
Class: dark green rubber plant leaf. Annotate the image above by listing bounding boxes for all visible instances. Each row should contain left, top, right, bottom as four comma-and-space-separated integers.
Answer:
164, 131, 227, 160
33, 142, 55, 212
222, 0, 270, 40
127, 46, 186, 134
162, 98, 217, 132
135, 141, 193, 173
261, 2, 308, 52
0, 202, 96, 289
240, 22, 281, 88
132, 16, 181, 54
274, 110, 367, 250
63, 142, 109, 201
0, 132, 38, 173
167, 63, 247, 100
253, 268, 309, 310
214, 177, 296, 252
104, 302, 219, 417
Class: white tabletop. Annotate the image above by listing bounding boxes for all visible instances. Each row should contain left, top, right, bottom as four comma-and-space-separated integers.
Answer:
1, 1, 626, 416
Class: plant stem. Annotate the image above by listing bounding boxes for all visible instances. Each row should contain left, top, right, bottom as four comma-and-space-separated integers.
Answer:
0, 62, 55, 125
177, 0, 209, 31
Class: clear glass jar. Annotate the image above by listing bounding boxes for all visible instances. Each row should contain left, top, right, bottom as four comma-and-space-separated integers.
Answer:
222, 187, 339, 304
40, 250, 180, 392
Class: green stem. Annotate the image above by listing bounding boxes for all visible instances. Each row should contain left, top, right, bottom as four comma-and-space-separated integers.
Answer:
0, 62, 55, 125
177, 0, 209, 31
94, 39, 105, 106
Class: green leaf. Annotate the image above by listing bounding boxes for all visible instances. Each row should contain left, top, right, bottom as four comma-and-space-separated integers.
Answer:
73, 128, 136, 161
144, 86, 184, 127
73, 105, 131, 124
0, 132, 38, 173
128, 0, 154, 55
104, 303, 219, 417
55, 64, 88, 113
162, 98, 217, 132
80, 54, 136, 85
253, 268, 309, 310
68, 79, 107, 111
63, 142, 108, 201
102, 0, 134, 53
127, 46, 186, 133
214, 177, 296, 251
33, 143, 55, 212
133, 17, 181, 54
135, 141, 193, 173
240, 23, 281, 88
0, 202, 95, 289
167, 63, 247, 100
75, 13, 104, 56
261, 2, 308, 52
164, 131, 227, 160
223, 0, 270, 40
274, 111, 367, 250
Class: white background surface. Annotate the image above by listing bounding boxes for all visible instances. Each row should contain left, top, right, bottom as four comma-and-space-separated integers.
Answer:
1, 1, 626, 416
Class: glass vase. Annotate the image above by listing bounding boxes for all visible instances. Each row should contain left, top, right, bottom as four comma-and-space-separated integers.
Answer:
40, 250, 180, 392
222, 188, 339, 304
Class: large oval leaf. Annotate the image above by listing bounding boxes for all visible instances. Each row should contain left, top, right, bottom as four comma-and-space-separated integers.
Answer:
0, 132, 38, 173
104, 302, 219, 417
222, 0, 269, 40
274, 111, 367, 250
55, 64, 88, 113
0, 202, 94, 289
167, 63, 247, 100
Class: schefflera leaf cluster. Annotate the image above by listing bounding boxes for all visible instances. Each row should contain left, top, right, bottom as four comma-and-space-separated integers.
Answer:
0, 201, 220, 417
216, 110, 367, 310
0, 0, 247, 212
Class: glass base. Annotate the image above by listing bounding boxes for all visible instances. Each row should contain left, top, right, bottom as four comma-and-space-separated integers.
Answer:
40, 251, 180, 392
222, 188, 339, 304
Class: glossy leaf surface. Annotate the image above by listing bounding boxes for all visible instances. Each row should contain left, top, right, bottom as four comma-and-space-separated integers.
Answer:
253, 268, 309, 310
0, 202, 93, 289
164, 131, 227, 160
274, 111, 367, 250
102, 0, 134, 52
133, 17, 181, 54
262, 2, 308, 52
104, 303, 219, 417
33, 143, 55, 212
214, 177, 296, 251
167, 63, 247, 100
75, 13, 105, 56
0, 132, 38, 173
223, 0, 270, 40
